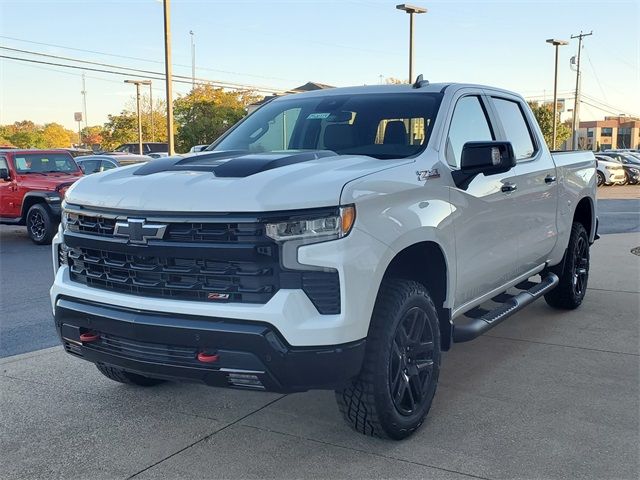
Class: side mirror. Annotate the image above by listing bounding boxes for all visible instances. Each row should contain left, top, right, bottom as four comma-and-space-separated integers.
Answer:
0, 167, 9, 180
452, 141, 516, 190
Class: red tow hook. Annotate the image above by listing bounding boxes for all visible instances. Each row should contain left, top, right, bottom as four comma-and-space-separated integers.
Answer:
79, 331, 100, 343
197, 352, 219, 363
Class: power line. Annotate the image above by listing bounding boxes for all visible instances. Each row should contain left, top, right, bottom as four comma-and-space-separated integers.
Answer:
0, 34, 301, 84
0, 46, 281, 93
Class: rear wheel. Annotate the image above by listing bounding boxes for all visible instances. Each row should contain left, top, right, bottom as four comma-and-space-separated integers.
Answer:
26, 203, 56, 245
96, 363, 166, 387
544, 222, 590, 310
596, 171, 605, 187
335, 279, 441, 439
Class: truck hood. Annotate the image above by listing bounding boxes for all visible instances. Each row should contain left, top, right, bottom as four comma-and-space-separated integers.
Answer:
15, 172, 82, 192
65, 150, 408, 212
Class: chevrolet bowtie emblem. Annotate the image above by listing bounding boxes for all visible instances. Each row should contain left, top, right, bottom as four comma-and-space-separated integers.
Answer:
113, 218, 167, 244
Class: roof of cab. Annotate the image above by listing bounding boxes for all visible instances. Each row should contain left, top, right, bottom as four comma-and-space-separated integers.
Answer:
269, 82, 523, 101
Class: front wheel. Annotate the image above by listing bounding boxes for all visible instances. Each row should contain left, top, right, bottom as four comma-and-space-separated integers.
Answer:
26, 204, 56, 245
544, 222, 590, 310
335, 279, 441, 439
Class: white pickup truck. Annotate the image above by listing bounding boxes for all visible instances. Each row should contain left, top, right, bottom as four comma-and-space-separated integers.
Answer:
51, 81, 597, 439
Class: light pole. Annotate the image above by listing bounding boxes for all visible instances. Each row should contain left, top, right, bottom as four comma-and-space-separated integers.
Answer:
396, 3, 427, 83
148, 81, 154, 142
546, 38, 568, 150
164, 0, 175, 155
124, 79, 152, 155
189, 30, 196, 89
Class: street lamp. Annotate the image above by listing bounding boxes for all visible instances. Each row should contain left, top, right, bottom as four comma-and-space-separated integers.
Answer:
396, 3, 427, 83
124, 79, 152, 155
546, 38, 569, 150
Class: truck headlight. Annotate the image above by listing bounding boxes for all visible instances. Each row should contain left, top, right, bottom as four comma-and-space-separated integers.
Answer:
61, 210, 78, 232
629, 168, 640, 175
265, 205, 355, 244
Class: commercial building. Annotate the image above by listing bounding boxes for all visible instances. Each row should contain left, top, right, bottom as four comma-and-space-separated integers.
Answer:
577, 116, 640, 150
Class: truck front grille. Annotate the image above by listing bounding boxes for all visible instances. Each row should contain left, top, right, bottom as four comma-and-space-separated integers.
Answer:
63, 208, 341, 313
68, 246, 277, 304
68, 213, 264, 243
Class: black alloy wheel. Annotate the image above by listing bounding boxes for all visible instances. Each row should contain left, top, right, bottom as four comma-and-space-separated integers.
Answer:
389, 307, 435, 416
572, 233, 589, 298
28, 209, 46, 241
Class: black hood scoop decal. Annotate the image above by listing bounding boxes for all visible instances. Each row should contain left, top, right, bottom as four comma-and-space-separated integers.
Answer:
133, 150, 337, 178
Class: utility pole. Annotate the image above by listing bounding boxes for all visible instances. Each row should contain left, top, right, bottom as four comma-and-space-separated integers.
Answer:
190, 30, 196, 89
81, 73, 88, 129
164, 0, 175, 155
570, 31, 592, 150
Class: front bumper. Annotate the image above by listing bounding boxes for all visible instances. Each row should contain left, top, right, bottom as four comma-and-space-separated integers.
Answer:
55, 297, 366, 393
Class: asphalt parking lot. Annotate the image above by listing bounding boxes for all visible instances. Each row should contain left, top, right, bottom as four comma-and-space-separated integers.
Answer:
1, 189, 639, 479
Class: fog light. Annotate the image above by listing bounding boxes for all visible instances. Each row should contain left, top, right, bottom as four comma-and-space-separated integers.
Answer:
227, 372, 264, 389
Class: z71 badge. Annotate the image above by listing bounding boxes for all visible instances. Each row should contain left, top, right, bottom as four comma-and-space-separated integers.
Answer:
416, 169, 440, 181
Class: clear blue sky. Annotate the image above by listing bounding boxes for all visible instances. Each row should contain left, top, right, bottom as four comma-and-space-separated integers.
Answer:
1, 0, 638, 130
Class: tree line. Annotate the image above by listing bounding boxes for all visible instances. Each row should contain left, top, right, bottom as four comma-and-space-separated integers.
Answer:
0, 85, 260, 153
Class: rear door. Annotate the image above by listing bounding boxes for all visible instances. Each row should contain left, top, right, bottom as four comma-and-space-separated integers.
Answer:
488, 95, 558, 274
446, 92, 519, 308
0, 155, 21, 218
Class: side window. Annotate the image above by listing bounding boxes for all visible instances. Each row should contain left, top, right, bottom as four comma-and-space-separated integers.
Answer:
0, 157, 8, 170
492, 98, 536, 159
81, 160, 101, 174
446, 96, 494, 168
100, 160, 117, 172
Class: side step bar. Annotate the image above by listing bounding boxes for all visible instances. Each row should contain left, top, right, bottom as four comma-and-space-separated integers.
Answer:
452, 273, 559, 343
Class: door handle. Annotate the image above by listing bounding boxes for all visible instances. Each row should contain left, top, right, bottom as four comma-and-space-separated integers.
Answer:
501, 182, 517, 193
545, 175, 557, 184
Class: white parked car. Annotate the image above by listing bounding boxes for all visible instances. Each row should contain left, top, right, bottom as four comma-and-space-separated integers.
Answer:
52, 82, 597, 440
595, 156, 626, 186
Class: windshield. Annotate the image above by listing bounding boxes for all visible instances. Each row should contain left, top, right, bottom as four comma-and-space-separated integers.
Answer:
13, 153, 79, 174
211, 92, 443, 160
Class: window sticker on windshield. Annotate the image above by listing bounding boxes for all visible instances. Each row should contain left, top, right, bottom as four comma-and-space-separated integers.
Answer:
307, 112, 331, 120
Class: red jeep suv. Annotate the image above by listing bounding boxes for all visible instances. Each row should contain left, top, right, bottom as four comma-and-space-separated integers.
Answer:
0, 150, 83, 244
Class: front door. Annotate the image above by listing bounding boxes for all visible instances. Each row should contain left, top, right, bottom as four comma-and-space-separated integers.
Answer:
446, 94, 519, 308
0, 156, 20, 219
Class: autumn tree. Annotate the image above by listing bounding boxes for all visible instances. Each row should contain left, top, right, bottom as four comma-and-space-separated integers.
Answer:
528, 102, 571, 150
41, 123, 76, 148
101, 95, 168, 150
81, 126, 104, 147
173, 85, 258, 153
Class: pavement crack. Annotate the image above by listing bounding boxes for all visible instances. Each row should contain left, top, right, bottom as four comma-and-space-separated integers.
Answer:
240, 424, 492, 480
587, 287, 640, 294
125, 394, 287, 479
483, 334, 639, 356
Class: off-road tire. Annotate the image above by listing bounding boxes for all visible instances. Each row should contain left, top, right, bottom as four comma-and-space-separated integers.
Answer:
96, 363, 165, 387
335, 279, 441, 440
26, 203, 56, 245
596, 171, 605, 187
544, 222, 590, 310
